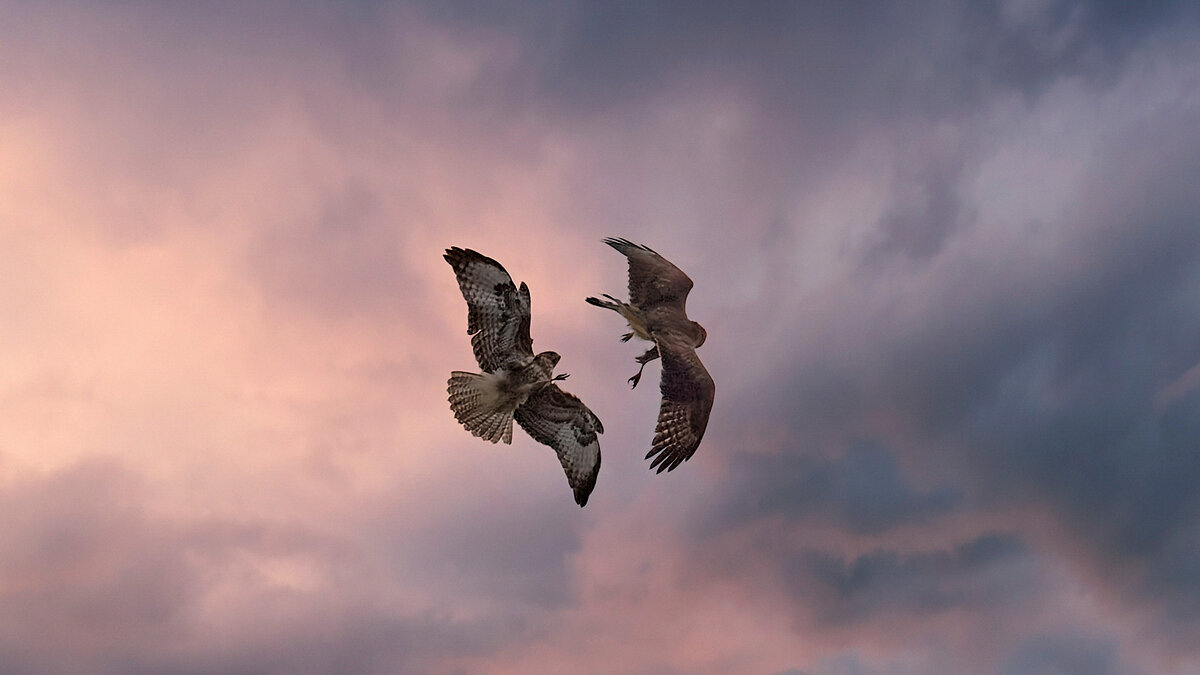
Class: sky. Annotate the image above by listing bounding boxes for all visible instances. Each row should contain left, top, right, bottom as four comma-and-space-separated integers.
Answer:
2, 1, 1200, 673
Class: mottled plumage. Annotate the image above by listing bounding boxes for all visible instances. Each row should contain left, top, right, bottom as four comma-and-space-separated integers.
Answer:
445, 247, 603, 506
587, 238, 714, 473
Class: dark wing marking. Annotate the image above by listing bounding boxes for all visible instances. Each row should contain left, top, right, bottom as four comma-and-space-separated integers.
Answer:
603, 238, 693, 313
514, 384, 603, 506
444, 247, 534, 372
646, 329, 715, 473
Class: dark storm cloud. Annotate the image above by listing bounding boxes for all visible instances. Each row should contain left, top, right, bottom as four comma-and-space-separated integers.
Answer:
704, 442, 960, 537
643, 0, 1200, 655
412, 0, 1197, 121
867, 152, 973, 262
707, 110, 1200, 644
956, 0, 1193, 96
967, 356, 1200, 627
1000, 632, 1132, 675
795, 533, 1036, 625
951, 138, 1200, 627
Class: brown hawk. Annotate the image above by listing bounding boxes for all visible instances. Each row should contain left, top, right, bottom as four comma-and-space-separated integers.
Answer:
444, 247, 603, 506
586, 238, 714, 473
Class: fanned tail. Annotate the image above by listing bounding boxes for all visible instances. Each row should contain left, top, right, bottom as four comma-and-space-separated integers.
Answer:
447, 371, 514, 444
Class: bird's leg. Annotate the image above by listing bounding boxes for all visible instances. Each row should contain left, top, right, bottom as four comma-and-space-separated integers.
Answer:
635, 347, 660, 365
536, 372, 569, 390
621, 332, 634, 342
628, 365, 645, 389
628, 347, 660, 389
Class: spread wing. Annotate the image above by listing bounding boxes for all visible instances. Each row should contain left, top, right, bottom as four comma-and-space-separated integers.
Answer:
603, 237, 694, 313
646, 329, 715, 473
444, 247, 533, 372
514, 384, 603, 507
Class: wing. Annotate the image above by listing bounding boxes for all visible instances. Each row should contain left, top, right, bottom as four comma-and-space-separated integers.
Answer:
514, 384, 603, 507
646, 329, 715, 473
444, 247, 534, 372
603, 237, 694, 313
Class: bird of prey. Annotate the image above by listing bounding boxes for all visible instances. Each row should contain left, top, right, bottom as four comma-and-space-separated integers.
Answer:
444, 247, 603, 506
586, 238, 714, 473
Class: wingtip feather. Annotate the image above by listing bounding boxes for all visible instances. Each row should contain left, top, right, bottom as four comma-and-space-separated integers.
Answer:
602, 237, 656, 255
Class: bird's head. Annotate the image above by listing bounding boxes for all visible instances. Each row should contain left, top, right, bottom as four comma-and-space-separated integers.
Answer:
534, 350, 562, 371
534, 351, 568, 384
692, 322, 707, 348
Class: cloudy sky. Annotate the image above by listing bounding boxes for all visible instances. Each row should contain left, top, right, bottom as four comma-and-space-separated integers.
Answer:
2, 1, 1200, 673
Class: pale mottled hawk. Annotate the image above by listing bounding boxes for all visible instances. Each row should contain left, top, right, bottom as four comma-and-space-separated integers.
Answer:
444, 247, 603, 506
587, 238, 715, 473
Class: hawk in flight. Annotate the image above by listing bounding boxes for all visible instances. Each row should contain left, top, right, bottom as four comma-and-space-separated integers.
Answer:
587, 238, 715, 473
444, 247, 603, 506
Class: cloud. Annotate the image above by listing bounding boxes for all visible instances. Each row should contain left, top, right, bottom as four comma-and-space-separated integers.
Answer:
799, 533, 1035, 625
0, 456, 546, 675
1000, 632, 1133, 675
377, 487, 589, 611
944, 107, 1200, 632
246, 179, 421, 320
703, 442, 961, 537
4, 1, 1200, 673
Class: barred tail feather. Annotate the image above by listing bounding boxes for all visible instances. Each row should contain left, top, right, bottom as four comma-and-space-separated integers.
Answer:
478, 402, 513, 444
448, 371, 514, 444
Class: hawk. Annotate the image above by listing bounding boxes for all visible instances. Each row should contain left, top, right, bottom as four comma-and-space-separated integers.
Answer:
586, 238, 715, 473
444, 247, 603, 506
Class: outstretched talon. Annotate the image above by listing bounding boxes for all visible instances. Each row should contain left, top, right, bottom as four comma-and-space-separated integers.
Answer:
621, 332, 634, 342
628, 366, 645, 389
629, 346, 659, 389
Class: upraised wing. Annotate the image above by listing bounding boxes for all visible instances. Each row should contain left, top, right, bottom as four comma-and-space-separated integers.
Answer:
514, 384, 603, 506
603, 237, 694, 314
646, 328, 715, 473
444, 247, 534, 372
